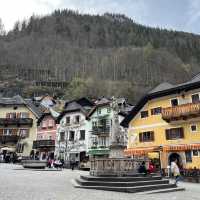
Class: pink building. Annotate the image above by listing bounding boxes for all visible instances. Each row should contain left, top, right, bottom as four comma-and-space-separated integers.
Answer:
33, 112, 57, 160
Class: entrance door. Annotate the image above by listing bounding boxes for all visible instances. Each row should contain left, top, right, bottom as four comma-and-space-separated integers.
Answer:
169, 153, 182, 167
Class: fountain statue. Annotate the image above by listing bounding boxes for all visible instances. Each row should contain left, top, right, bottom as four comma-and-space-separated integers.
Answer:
89, 97, 148, 176
109, 96, 126, 158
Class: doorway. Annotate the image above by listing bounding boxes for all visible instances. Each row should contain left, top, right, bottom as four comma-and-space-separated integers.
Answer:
169, 153, 182, 167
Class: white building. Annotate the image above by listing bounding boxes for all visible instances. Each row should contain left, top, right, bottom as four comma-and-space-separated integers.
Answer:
55, 98, 94, 167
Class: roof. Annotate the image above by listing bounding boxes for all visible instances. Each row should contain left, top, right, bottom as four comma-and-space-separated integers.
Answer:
0, 95, 46, 118
64, 97, 94, 109
37, 110, 58, 125
121, 75, 200, 127
57, 99, 93, 123
0, 95, 26, 105
148, 82, 174, 94
25, 99, 46, 118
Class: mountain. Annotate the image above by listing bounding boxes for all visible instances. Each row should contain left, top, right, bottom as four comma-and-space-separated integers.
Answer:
0, 9, 200, 102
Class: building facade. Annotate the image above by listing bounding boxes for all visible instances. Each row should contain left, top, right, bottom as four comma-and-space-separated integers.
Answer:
33, 112, 57, 160
122, 76, 200, 170
55, 98, 94, 167
0, 96, 40, 158
88, 98, 129, 157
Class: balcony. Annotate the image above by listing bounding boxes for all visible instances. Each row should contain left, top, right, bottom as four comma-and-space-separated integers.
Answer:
91, 126, 110, 135
0, 135, 19, 143
0, 118, 33, 127
162, 102, 200, 122
33, 140, 55, 149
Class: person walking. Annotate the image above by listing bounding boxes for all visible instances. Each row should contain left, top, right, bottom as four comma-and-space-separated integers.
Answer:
171, 158, 182, 185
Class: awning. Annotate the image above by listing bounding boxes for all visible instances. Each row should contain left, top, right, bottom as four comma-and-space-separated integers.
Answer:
0, 147, 16, 152
88, 148, 110, 155
124, 146, 160, 156
163, 144, 200, 152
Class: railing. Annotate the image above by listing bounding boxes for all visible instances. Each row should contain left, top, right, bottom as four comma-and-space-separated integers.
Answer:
0, 135, 19, 143
91, 126, 110, 135
162, 102, 200, 122
33, 140, 55, 149
0, 118, 33, 126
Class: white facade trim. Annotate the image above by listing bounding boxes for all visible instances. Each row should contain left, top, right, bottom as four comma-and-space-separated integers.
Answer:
129, 122, 169, 130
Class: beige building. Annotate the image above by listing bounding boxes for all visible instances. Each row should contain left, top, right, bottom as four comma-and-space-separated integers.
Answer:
0, 96, 43, 158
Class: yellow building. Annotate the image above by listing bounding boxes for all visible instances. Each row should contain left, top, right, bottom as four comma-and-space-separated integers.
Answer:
121, 75, 200, 170
0, 96, 42, 158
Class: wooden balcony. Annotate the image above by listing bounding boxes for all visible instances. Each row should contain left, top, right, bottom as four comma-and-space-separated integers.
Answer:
0, 135, 19, 143
0, 118, 33, 127
33, 140, 55, 149
162, 102, 200, 122
91, 126, 110, 135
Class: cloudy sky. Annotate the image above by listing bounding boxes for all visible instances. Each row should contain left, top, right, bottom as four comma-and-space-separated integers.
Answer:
0, 0, 200, 34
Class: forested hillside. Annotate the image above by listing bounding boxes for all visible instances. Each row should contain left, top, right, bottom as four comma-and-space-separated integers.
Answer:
0, 10, 200, 102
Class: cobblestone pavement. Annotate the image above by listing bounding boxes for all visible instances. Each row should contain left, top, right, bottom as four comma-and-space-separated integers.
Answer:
0, 164, 199, 200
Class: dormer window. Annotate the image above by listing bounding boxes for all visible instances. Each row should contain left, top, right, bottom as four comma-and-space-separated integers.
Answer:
141, 111, 148, 118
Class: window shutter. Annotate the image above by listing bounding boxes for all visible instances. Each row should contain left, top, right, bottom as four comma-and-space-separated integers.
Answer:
151, 132, 154, 141
0, 129, 3, 135
13, 129, 18, 135
165, 129, 170, 140
139, 133, 142, 142
180, 128, 184, 138
17, 113, 20, 118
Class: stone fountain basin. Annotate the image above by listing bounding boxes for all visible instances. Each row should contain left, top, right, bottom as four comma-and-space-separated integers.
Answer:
22, 160, 47, 169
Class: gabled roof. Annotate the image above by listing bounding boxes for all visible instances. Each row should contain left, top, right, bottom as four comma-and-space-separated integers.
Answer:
148, 82, 173, 94
64, 97, 94, 109
37, 109, 58, 125
87, 101, 110, 118
57, 99, 93, 123
121, 76, 200, 127
25, 99, 46, 118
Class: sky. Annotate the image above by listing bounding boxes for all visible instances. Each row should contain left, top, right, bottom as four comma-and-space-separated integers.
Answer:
0, 0, 200, 34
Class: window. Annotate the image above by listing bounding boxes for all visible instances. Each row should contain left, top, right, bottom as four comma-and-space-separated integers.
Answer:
141, 111, 148, 118
3, 129, 12, 136
98, 108, 101, 114
193, 150, 199, 157
16, 143, 24, 153
60, 132, 65, 142
6, 113, 16, 119
151, 107, 162, 115
171, 98, 178, 107
42, 121, 47, 128
79, 130, 85, 140
19, 129, 29, 138
92, 121, 97, 127
191, 124, 197, 132
75, 115, 80, 124
20, 112, 29, 118
66, 117, 70, 124
99, 137, 106, 146
139, 131, 154, 142
165, 127, 184, 140
185, 151, 192, 163
192, 94, 200, 103
69, 131, 75, 141
107, 107, 111, 113
48, 119, 54, 127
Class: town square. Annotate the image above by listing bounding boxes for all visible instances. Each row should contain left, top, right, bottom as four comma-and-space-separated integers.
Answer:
1, 1, 200, 199
0, 163, 199, 200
